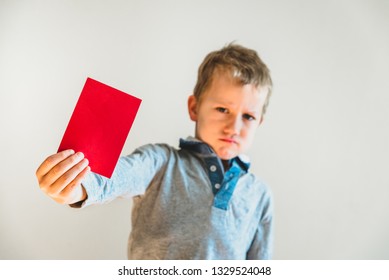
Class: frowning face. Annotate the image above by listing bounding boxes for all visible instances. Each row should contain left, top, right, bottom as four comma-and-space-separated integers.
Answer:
188, 73, 269, 160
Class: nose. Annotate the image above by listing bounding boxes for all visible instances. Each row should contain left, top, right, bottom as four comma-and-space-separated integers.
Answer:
224, 114, 242, 135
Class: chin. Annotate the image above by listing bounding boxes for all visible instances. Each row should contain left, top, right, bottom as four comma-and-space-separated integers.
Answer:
216, 149, 238, 160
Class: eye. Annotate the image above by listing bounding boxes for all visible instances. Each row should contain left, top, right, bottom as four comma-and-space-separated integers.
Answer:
216, 107, 228, 113
243, 114, 256, 121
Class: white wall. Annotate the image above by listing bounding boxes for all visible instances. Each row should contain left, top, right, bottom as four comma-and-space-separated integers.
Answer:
1, 0, 388, 259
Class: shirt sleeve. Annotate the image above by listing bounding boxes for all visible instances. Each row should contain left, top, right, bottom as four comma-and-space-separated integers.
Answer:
246, 186, 274, 260
77, 143, 170, 208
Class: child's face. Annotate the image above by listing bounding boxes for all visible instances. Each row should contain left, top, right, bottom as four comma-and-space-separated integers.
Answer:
188, 73, 269, 160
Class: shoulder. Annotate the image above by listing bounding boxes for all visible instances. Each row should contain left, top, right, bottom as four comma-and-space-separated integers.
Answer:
254, 174, 272, 198
242, 172, 273, 208
133, 143, 176, 155
245, 172, 271, 193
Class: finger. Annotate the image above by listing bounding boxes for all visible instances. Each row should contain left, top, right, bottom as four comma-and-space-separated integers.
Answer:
40, 152, 85, 188
36, 149, 75, 179
49, 157, 89, 195
60, 165, 91, 200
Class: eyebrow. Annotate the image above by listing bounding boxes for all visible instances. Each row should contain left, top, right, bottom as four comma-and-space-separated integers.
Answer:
211, 99, 260, 115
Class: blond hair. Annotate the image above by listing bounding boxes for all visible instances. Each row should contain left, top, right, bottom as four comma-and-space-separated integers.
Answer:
193, 43, 273, 116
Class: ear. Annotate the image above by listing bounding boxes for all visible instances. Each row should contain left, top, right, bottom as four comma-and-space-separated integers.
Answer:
188, 95, 198, 121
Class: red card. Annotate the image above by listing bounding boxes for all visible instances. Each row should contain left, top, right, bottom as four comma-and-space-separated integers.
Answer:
58, 77, 142, 178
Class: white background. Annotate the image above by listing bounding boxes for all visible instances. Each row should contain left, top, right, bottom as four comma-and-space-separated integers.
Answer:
0, 0, 388, 259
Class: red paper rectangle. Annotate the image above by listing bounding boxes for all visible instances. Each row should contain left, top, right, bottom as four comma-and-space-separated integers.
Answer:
58, 77, 142, 178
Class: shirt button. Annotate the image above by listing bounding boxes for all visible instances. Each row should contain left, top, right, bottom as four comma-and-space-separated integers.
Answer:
210, 165, 217, 172
215, 183, 221, 189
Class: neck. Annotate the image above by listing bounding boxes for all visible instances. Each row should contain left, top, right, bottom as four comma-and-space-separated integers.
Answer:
222, 160, 230, 172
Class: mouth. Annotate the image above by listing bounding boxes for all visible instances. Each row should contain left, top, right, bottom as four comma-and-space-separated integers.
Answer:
219, 138, 238, 145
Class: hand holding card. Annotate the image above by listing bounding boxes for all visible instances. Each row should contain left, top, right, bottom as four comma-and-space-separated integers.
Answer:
58, 78, 142, 178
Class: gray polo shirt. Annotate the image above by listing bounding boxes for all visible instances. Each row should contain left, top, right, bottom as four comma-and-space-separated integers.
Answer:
81, 137, 273, 259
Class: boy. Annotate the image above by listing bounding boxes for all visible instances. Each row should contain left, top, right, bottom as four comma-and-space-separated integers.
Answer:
36, 43, 273, 259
